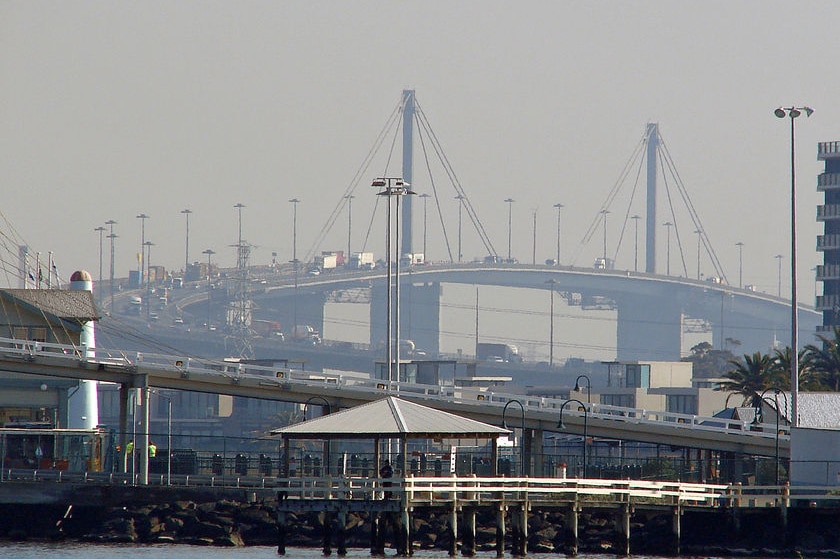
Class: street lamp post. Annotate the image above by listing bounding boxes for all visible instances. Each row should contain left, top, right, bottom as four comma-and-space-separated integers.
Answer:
554, 203, 564, 266
289, 199, 300, 331
546, 279, 559, 366
600, 210, 611, 263
754, 388, 789, 485
136, 213, 149, 286
419, 193, 430, 260
505, 198, 515, 262
181, 209, 192, 276
502, 399, 526, 476
532, 209, 537, 265
663, 221, 673, 276
345, 195, 354, 261
694, 229, 702, 280
573, 374, 592, 404
106, 220, 117, 313
775, 105, 813, 427
202, 249, 215, 329
775, 254, 783, 297
455, 195, 464, 263
631, 215, 640, 273
736, 242, 744, 289
558, 399, 589, 478
143, 241, 154, 320
94, 226, 106, 302
372, 178, 414, 384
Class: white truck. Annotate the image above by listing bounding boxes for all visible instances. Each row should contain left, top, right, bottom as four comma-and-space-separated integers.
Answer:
349, 252, 375, 270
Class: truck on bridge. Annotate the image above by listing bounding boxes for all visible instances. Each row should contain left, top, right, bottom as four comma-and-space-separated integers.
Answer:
476, 342, 522, 363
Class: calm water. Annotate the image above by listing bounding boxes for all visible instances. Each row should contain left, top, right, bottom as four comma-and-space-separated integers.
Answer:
0, 545, 748, 559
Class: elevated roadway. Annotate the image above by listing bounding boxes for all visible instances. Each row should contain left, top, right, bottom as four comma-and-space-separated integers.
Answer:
0, 336, 788, 458
174, 263, 820, 362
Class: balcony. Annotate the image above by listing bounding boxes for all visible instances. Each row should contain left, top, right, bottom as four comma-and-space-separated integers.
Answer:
818, 173, 840, 191
817, 205, 840, 221
817, 235, 840, 251
819, 142, 840, 160
816, 294, 840, 311
816, 265, 840, 280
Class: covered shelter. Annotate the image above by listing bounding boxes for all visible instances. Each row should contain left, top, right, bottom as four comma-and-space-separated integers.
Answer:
271, 395, 511, 478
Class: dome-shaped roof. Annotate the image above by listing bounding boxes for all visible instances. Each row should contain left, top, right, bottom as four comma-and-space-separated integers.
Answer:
70, 270, 92, 282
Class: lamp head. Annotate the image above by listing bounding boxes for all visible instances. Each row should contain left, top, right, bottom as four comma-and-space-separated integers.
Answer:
557, 419, 566, 430
573, 381, 582, 393
774, 108, 786, 118
371, 178, 386, 188
804, 107, 814, 117
789, 108, 801, 118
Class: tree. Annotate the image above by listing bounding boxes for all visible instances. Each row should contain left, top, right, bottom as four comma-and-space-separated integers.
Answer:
802, 326, 840, 391
683, 342, 737, 379
775, 346, 818, 391
715, 351, 779, 408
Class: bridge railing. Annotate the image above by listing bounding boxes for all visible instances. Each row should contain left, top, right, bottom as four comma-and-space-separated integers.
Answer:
0, 336, 784, 442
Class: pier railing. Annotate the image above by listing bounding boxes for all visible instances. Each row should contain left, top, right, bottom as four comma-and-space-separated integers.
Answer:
277, 475, 729, 508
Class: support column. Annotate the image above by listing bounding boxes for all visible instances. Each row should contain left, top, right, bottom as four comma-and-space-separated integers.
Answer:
448, 507, 458, 557
119, 384, 129, 473
618, 504, 631, 557
565, 505, 579, 556
616, 293, 683, 361
671, 506, 681, 556
323, 511, 332, 556
495, 506, 506, 558
462, 508, 476, 557
337, 511, 347, 556
370, 512, 380, 556
277, 511, 287, 555
517, 505, 528, 556
397, 508, 411, 557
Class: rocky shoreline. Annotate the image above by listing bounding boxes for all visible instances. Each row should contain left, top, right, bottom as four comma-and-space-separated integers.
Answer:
2, 496, 840, 557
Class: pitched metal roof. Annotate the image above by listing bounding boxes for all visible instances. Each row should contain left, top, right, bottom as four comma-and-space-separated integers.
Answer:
272, 396, 510, 439
0, 289, 99, 322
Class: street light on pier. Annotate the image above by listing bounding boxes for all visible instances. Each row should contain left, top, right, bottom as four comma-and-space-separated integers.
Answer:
502, 399, 526, 476
558, 399, 589, 478
289, 199, 300, 331
736, 242, 744, 289
573, 374, 592, 404
774, 105, 813, 427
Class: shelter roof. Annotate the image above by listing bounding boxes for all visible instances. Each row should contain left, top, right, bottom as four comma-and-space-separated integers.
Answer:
272, 396, 510, 439
0, 289, 98, 323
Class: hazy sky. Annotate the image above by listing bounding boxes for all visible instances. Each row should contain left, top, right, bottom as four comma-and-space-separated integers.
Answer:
1, 1, 839, 300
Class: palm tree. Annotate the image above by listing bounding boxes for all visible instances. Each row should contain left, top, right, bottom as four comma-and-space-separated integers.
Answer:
715, 351, 779, 408
802, 327, 840, 391
773, 346, 814, 391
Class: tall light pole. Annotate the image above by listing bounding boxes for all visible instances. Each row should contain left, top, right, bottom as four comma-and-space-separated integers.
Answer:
202, 248, 215, 329
775, 254, 783, 297
143, 241, 154, 320
775, 105, 812, 428
373, 178, 414, 384
553, 203, 564, 266
631, 215, 641, 272
455, 195, 464, 263
181, 209, 192, 276
94, 226, 105, 300
546, 279, 559, 366
289, 199, 300, 331
694, 230, 702, 280
505, 198, 515, 262
600, 210, 611, 264
419, 193, 430, 260
736, 242, 744, 289
106, 220, 117, 313
136, 213, 149, 286
502, 400, 526, 476
663, 221, 673, 276
531, 209, 537, 265
345, 195, 354, 261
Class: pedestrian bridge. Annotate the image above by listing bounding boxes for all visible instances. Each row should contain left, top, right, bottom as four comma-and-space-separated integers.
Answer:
0, 336, 787, 457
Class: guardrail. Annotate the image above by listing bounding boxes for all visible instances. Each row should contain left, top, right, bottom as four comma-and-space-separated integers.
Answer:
0, 336, 786, 444
1, 467, 282, 489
